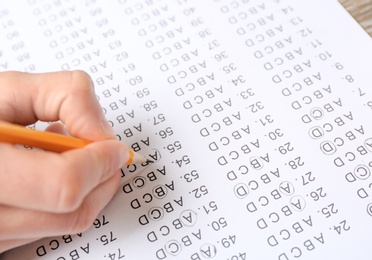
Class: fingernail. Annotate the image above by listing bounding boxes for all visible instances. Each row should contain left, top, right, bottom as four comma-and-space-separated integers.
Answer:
57, 122, 70, 136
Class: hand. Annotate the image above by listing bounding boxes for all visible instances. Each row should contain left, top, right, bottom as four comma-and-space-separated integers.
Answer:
0, 71, 128, 253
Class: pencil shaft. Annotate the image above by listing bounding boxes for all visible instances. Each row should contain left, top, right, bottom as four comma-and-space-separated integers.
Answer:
0, 121, 91, 152
0, 121, 149, 165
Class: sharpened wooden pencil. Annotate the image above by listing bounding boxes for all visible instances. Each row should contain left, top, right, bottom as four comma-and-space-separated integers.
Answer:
0, 120, 153, 165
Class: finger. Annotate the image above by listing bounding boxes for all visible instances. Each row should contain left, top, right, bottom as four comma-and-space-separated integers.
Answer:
0, 140, 128, 212
0, 171, 120, 240
0, 70, 114, 141
0, 238, 38, 254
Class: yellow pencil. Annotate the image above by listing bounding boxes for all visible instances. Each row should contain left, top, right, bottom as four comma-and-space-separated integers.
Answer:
0, 120, 153, 165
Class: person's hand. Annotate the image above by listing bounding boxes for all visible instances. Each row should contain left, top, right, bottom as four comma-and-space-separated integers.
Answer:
0, 71, 128, 253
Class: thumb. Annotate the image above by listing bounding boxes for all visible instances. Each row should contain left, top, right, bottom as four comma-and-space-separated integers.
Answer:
82, 139, 130, 174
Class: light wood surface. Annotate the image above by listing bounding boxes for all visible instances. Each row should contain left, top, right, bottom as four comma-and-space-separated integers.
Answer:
339, 0, 372, 36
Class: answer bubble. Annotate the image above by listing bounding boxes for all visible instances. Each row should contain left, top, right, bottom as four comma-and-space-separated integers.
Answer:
367, 203, 372, 216
132, 176, 146, 189
164, 240, 182, 256
290, 195, 306, 212
364, 138, 372, 152
200, 244, 217, 258
179, 209, 198, 227
152, 184, 168, 199
234, 183, 249, 199
148, 148, 161, 163
310, 107, 324, 120
148, 207, 164, 221
279, 181, 295, 196
308, 126, 324, 139
320, 140, 337, 155
354, 164, 370, 180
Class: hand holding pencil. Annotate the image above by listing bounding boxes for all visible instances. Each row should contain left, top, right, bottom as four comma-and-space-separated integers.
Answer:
0, 70, 137, 253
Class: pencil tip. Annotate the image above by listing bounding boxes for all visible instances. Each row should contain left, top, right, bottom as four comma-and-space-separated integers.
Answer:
146, 159, 155, 164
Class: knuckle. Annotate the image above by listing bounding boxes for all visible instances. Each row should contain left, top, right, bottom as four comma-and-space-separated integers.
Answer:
71, 70, 93, 91
69, 204, 97, 233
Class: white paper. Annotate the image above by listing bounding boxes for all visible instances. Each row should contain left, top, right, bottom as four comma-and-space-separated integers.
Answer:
1, 0, 372, 259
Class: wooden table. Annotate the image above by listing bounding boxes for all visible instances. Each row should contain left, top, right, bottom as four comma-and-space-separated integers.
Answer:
339, 0, 372, 36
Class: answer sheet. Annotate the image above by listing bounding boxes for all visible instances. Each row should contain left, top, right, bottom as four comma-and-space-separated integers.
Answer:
1, 0, 372, 259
